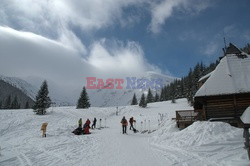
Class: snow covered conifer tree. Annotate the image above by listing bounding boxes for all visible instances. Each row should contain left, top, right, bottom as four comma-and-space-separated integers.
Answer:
154, 92, 159, 102
33, 80, 51, 115
25, 101, 30, 109
131, 93, 138, 105
146, 88, 154, 103
4, 95, 11, 109
11, 95, 19, 109
76, 86, 90, 109
139, 93, 147, 108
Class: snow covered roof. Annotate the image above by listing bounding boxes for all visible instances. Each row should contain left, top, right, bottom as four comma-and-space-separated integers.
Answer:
240, 106, 250, 124
195, 51, 250, 97
198, 71, 213, 82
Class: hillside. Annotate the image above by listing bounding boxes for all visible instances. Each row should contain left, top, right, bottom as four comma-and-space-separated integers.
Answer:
0, 80, 34, 108
0, 75, 38, 100
0, 99, 249, 165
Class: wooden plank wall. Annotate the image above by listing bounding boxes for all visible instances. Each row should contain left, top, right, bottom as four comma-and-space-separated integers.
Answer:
203, 94, 250, 120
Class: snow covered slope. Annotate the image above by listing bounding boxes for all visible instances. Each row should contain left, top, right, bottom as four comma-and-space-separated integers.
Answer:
0, 98, 249, 166
0, 75, 38, 100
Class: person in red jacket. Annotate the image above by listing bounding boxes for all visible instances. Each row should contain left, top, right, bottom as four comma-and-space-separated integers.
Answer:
121, 116, 128, 134
83, 119, 91, 134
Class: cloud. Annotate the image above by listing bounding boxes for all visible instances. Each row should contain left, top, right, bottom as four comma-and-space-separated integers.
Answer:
0, 26, 90, 87
0, 0, 147, 56
0, 26, 159, 103
149, 0, 213, 33
0, 0, 143, 36
88, 39, 154, 77
203, 41, 219, 56
149, 0, 182, 33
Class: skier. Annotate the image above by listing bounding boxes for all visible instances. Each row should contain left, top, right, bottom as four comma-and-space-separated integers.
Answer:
120, 116, 128, 134
83, 119, 91, 134
129, 117, 134, 130
92, 117, 97, 129
129, 117, 138, 133
78, 118, 82, 128
40, 122, 48, 137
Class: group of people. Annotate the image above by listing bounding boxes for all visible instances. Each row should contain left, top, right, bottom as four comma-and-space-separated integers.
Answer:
72, 117, 97, 135
73, 116, 137, 135
120, 116, 137, 134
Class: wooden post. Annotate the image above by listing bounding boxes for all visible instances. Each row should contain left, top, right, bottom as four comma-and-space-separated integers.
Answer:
243, 127, 250, 160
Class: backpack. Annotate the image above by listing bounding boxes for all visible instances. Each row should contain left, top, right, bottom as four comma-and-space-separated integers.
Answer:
121, 118, 127, 124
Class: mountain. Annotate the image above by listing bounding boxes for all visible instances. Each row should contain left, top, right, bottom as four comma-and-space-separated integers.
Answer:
0, 75, 38, 100
0, 71, 176, 107
0, 79, 34, 108
0, 75, 74, 107
88, 71, 177, 107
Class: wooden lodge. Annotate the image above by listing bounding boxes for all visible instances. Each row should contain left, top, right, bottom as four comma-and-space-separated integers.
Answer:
176, 43, 250, 128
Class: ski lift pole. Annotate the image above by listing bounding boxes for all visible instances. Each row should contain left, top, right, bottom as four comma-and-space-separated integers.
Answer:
99, 118, 102, 128
116, 106, 118, 116
141, 121, 143, 132
148, 120, 151, 133
144, 119, 146, 131
105, 118, 107, 128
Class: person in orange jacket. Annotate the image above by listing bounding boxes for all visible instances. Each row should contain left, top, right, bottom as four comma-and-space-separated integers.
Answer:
121, 116, 128, 134
83, 119, 91, 134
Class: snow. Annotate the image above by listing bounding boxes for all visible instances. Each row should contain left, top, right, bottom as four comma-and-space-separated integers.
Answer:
241, 106, 250, 124
198, 71, 213, 82
195, 53, 250, 97
0, 98, 249, 166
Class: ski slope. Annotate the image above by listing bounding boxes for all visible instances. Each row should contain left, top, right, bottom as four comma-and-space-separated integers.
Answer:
0, 99, 249, 166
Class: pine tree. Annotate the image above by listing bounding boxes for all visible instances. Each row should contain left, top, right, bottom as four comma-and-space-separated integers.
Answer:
241, 43, 250, 54
4, 95, 11, 109
146, 88, 154, 103
139, 93, 147, 108
11, 95, 19, 109
171, 96, 176, 103
0, 100, 2, 109
160, 87, 165, 101
33, 80, 51, 115
154, 92, 159, 102
131, 93, 138, 105
76, 86, 90, 109
25, 101, 30, 109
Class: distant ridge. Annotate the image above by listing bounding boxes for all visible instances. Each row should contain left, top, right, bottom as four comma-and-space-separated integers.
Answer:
0, 79, 34, 108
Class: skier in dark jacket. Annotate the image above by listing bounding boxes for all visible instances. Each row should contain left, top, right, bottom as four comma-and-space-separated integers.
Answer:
92, 117, 97, 129
129, 117, 134, 130
120, 116, 128, 134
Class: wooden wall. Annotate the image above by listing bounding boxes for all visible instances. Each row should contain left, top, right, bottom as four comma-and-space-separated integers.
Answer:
194, 93, 250, 120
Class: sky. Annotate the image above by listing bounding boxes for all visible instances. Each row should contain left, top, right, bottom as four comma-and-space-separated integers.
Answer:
0, 0, 250, 91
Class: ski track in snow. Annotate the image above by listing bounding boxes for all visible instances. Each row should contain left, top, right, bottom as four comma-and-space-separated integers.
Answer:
0, 99, 249, 166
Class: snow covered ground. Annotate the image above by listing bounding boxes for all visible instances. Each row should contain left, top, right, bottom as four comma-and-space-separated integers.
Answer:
0, 98, 249, 166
